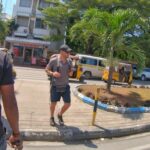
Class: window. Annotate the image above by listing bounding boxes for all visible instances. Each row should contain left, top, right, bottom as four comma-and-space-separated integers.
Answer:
87, 58, 97, 65
33, 48, 43, 58
20, 0, 32, 7
98, 60, 105, 67
35, 18, 46, 29
80, 58, 86, 64
13, 46, 23, 57
39, 0, 50, 8
80, 57, 97, 66
17, 16, 29, 27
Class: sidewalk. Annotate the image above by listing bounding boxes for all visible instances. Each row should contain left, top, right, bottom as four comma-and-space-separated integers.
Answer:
2, 79, 150, 141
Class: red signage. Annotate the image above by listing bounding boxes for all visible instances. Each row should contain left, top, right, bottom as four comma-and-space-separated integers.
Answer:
15, 43, 43, 48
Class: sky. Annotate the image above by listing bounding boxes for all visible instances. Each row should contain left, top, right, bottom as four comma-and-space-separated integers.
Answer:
2, 0, 16, 16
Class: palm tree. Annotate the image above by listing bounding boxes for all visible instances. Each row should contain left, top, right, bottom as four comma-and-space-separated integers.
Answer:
70, 8, 145, 92
70, 20, 96, 54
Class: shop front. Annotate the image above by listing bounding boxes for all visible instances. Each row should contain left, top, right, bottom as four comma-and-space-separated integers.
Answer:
5, 37, 51, 66
13, 43, 45, 66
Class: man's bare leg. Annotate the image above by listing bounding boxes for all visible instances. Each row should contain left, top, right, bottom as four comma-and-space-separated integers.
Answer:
58, 103, 70, 125
59, 103, 70, 116
50, 102, 57, 126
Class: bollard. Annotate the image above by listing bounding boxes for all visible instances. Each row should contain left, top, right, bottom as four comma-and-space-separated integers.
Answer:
92, 88, 100, 125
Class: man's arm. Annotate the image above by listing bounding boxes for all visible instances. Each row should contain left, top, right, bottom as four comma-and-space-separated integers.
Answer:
0, 84, 19, 135
45, 59, 61, 78
45, 66, 54, 76
0, 52, 23, 149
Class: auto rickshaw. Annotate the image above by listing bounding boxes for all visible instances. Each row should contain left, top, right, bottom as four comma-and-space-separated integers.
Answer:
69, 55, 85, 82
102, 62, 133, 85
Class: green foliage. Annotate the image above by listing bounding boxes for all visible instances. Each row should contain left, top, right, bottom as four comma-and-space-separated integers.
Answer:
0, 19, 8, 43
42, 0, 69, 41
0, 2, 8, 43
42, 0, 149, 67
6, 19, 19, 36
71, 8, 145, 91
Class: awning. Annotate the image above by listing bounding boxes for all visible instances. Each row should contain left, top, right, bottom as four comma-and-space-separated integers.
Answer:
5, 36, 51, 46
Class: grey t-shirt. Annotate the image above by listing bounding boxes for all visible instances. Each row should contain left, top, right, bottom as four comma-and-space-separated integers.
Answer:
47, 55, 72, 86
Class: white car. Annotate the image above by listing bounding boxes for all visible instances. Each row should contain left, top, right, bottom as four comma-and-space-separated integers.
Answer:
138, 68, 150, 81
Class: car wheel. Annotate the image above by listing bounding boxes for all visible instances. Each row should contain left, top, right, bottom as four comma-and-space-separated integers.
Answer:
84, 71, 92, 79
141, 75, 146, 81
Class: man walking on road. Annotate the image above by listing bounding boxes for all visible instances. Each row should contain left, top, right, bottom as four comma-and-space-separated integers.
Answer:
0, 48, 23, 150
45, 44, 73, 126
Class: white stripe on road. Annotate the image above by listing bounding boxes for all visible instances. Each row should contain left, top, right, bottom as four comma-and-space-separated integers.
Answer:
127, 144, 150, 150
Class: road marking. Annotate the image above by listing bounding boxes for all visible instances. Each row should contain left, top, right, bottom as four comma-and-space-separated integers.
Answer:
16, 79, 49, 83
127, 144, 150, 150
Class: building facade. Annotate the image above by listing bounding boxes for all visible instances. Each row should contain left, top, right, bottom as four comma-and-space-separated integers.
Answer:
5, 0, 63, 66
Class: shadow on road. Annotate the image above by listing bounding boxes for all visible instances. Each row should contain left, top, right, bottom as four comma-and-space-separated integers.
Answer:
122, 113, 143, 120
56, 125, 98, 148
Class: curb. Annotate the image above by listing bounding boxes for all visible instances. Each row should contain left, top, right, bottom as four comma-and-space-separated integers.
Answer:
19, 124, 150, 141
73, 86, 150, 113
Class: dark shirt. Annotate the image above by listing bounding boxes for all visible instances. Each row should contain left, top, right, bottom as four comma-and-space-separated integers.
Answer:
0, 50, 14, 137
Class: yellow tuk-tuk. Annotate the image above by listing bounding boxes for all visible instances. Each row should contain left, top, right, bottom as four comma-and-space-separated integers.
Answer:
70, 55, 85, 82
102, 62, 133, 85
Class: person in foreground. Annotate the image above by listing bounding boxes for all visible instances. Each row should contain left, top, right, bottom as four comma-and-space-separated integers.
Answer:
45, 44, 73, 126
0, 48, 23, 150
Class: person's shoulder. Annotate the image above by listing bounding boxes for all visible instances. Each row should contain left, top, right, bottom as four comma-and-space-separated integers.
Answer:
49, 54, 58, 64
50, 54, 58, 58
50, 54, 58, 60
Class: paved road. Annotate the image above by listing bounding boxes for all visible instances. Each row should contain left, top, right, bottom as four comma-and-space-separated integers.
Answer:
15, 66, 150, 87
7, 133, 150, 150
15, 66, 48, 81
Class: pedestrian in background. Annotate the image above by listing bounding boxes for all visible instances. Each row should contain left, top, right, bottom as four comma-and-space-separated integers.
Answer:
0, 48, 23, 150
45, 44, 73, 126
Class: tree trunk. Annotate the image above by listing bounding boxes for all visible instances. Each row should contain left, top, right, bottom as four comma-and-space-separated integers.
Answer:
107, 65, 113, 92
107, 46, 114, 93
86, 36, 94, 54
